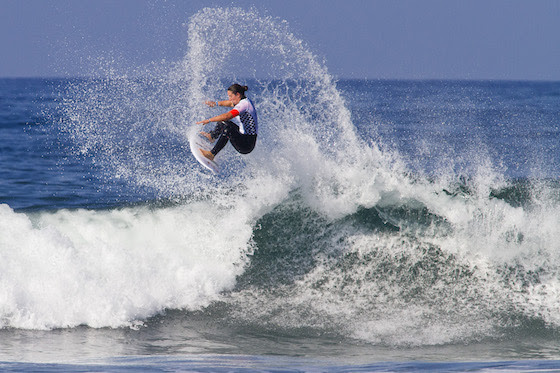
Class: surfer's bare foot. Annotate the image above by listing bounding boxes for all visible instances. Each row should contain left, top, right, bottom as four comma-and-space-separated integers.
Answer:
200, 132, 215, 142
200, 149, 215, 161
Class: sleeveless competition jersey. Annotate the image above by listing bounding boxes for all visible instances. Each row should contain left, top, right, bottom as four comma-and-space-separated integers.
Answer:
229, 98, 258, 135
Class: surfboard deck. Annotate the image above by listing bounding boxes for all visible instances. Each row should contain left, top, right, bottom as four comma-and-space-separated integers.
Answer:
189, 133, 219, 174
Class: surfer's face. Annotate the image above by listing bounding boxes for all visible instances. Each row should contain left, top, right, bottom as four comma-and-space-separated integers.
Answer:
227, 90, 242, 105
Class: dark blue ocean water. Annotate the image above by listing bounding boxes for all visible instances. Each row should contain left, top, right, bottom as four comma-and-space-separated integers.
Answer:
3, 7, 560, 372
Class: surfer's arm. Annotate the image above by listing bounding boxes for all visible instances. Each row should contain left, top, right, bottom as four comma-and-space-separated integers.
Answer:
204, 100, 234, 108
196, 110, 235, 125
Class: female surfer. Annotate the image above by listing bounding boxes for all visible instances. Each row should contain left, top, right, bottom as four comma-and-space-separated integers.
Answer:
196, 84, 258, 161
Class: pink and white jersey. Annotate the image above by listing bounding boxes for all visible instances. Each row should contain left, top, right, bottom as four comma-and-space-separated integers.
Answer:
229, 98, 258, 135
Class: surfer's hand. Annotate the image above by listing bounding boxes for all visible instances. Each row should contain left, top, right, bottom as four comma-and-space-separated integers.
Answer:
196, 119, 210, 125
204, 100, 217, 107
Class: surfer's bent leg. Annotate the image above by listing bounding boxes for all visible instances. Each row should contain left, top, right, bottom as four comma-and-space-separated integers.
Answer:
210, 121, 257, 156
209, 121, 226, 140
210, 121, 236, 156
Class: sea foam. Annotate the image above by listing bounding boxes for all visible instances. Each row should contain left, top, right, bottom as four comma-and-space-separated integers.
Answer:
0, 201, 255, 329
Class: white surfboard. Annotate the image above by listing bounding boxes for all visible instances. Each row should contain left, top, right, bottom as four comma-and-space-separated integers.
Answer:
189, 132, 220, 174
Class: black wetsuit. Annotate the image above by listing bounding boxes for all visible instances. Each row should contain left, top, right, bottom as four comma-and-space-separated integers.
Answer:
209, 121, 257, 155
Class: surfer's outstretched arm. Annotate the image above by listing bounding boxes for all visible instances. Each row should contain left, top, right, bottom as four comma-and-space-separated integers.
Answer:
205, 100, 234, 108
196, 111, 234, 125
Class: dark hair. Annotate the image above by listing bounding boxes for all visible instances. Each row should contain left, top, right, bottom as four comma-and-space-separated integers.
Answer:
228, 84, 248, 98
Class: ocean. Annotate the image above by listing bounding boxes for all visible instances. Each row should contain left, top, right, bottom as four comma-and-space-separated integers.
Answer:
2, 7, 560, 372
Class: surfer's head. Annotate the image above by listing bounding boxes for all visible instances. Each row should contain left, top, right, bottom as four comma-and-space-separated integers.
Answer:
227, 84, 248, 104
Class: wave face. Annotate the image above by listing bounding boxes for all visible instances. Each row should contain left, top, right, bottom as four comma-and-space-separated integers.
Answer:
2, 8, 560, 348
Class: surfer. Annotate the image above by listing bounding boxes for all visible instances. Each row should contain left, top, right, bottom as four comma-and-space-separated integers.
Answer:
196, 84, 258, 161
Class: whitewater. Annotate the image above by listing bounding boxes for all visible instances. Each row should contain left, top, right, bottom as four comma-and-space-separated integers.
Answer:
2, 6, 560, 371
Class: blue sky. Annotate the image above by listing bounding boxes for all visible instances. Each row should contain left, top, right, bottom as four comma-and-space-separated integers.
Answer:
1, 0, 559, 80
